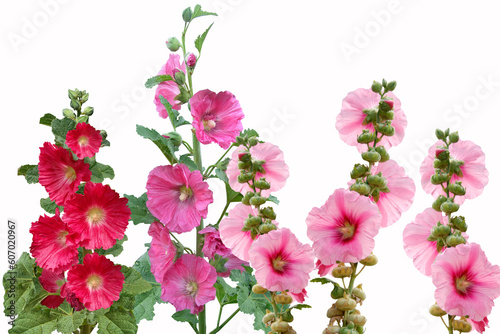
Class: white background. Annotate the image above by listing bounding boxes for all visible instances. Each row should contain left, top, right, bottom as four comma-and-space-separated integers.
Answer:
1, 0, 500, 333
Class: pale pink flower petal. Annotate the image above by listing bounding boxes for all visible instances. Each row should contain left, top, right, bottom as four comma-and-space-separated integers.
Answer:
154, 54, 186, 117
148, 222, 177, 283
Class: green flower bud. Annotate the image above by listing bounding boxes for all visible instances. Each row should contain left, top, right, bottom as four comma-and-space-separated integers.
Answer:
430, 222, 451, 238
449, 181, 466, 196
182, 7, 193, 22
282, 309, 294, 322
429, 303, 447, 317
361, 149, 381, 163
375, 122, 395, 136
274, 293, 293, 305
249, 195, 267, 206
339, 322, 358, 334
262, 311, 275, 324
271, 320, 289, 333
378, 108, 394, 121
440, 199, 460, 213
238, 161, 251, 170
258, 221, 277, 234
359, 253, 378, 266
436, 238, 445, 252
449, 131, 459, 143
237, 172, 253, 184
174, 70, 186, 86
83, 106, 94, 116
431, 172, 450, 185
432, 195, 448, 212
244, 215, 262, 229
254, 178, 271, 190
379, 99, 394, 112
371, 81, 382, 93
250, 229, 258, 240
367, 173, 387, 188
260, 207, 277, 220
235, 136, 246, 145
100, 130, 108, 140
165, 131, 182, 147
435, 148, 450, 161
357, 130, 377, 144
435, 129, 446, 140
248, 136, 259, 147
327, 304, 344, 318
433, 158, 449, 169
174, 87, 190, 104
166, 37, 181, 51
452, 318, 472, 332
324, 325, 341, 334
76, 116, 88, 123
238, 152, 251, 162
252, 159, 267, 174
446, 233, 466, 247
386, 80, 397, 91
347, 313, 367, 326
63, 108, 75, 119
70, 98, 81, 111
241, 191, 255, 206
351, 284, 366, 302
350, 164, 369, 179
350, 180, 371, 196
450, 216, 467, 232
382, 78, 388, 88
332, 264, 353, 278
374, 146, 390, 162
81, 91, 89, 103
331, 284, 345, 299
68, 89, 79, 100
362, 108, 377, 125
252, 284, 268, 295
449, 159, 465, 177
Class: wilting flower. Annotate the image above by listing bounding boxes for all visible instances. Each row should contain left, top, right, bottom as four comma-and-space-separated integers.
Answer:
336, 88, 407, 152
39, 270, 65, 309
155, 54, 186, 117
65, 122, 102, 159
60, 284, 85, 311
190, 90, 244, 149
306, 188, 382, 264
199, 226, 231, 259
249, 228, 314, 293
38, 142, 91, 206
161, 254, 216, 314
146, 163, 213, 234
226, 142, 289, 197
148, 222, 177, 283
432, 243, 500, 321
66, 253, 124, 311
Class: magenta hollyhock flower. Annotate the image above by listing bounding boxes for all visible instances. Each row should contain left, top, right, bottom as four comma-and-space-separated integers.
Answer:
226, 142, 289, 196
403, 208, 448, 276
155, 54, 186, 117
30, 210, 79, 273
249, 228, 314, 293
65, 122, 102, 159
161, 254, 216, 314
148, 222, 177, 283
146, 163, 213, 234
432, 243, 500, 321
336, 88, 407, 152
186, 53, 196, 67
66, 253, 124, 311
38, 142, 91, 206
421, 140, 488, 204
216, 254, 248, 278
39, 270, 65, 309
190, 90, 244, 149
199, 226, 231, 259
60, 284, 85, 311
64, 182, 130, 250
306, 188, 382, 264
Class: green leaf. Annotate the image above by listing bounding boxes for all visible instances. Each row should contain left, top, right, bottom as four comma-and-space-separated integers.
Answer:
289, 303, 312, 310
195, 23, 214, 55
214, 277, 237, 305
179, 154, 198, 172
267, 195, 280, 205
3, 253, 39, 316
9, 307, 57, 334
215, 168, 228, 183
310, 277, 336, 285
158, 96, 190, 129
101, 139, 111, 147
226, 182, 243, 203
236, 284, 268, 315
97, 307, 138, 334
51, 118, 76, 146
18, 165, 39, 184
240, 128, 259, 139
132, 252, 157, 284
133, 284, 163, 323
95, 235, 128, 257
145, 75, 173, 89
136, 124, 178, 164
85, 159, 115, 183
40, 197, 63, 214
53, 307, 86, 334
192, 4, 218, 20
252, 306, 270, 333
121, 266, 152, 297
17, 164, 37, 177
39, 113, 57, 126
124, 193, 156, 225
171, 309, 198, 326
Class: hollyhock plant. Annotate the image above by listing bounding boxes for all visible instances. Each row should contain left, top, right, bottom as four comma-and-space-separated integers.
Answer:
216, 254, 248, 278
148, 222, 177, 283
306, 188, 382, 264
64, 182, 131, 250
249, 228, 314, 294
65, 122, 102, 159
226, 142, 289, 197
161, 254, 217, 314
38, 141, 91, 206
336, 88, 407, 152
39, 270, 65, 309
60, 284, 85, 311
199, 226, 231, 259
146, 163, 213, 233
154, 53, 186, 117
66, 253, 125, 311
190, 89, 244, 149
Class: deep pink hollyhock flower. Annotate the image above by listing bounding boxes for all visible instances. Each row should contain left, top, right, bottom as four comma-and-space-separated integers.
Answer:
38, 142, 91, 206
148, 222, 177, 283
403, 208, 448, 276
421, 140, 488, 204
336, 88, 407, 152
199, 226, 231, 259
64, 182, 130, 250
66, 253, 124, 311
60, 284, 85, 311
161, 254, 216, 314
226, 142, 289, 197
190, 90, 244, 149
467, 317, 489, 333
289, 289, 308, 303
216, 254, 248, 278
30, 210, 79, 273
219, 203, 278, 262
316, 260, 338, 277
39, 270, 65, 309
306, 188, 382, 264
432, 243, 500, 321
65, 123, 102, 159
249, 228, 314, 293
186, 53, 196, 67
155, 54, 186, 117
146, 164, 213, 234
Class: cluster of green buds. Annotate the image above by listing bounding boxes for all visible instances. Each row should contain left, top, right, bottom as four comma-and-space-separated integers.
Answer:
64, 89, 93, 122
350, 167, 390, 202
430, 304, 472, 333
252, 286, 297, 334
235, 135, 278, 239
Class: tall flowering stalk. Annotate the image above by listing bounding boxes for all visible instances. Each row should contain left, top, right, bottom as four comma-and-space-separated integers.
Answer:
403, 130, 500, 333
307, 80, 415, 333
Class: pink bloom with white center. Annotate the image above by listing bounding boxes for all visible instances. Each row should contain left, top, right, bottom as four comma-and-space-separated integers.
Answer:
146, 163, 213, 234
226, 142, 289, 197
420, 140, 488, 204
148, 222, 177, 283
306, 188, 382, 264
336, 88, 407, 152
154, 54, 186, 117
432, 243, 500, 321
190, 90, 244, 149
161, 254, 216, 314
249, 228, 314, 293
199, 226, 231, 259
65, 122, 102, 159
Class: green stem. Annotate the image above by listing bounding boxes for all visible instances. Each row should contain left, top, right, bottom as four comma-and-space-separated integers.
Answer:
448, 315, 454, 334
204, 144, 234, 178
209, 308, 240, 334
80, 323, 93, 334
215, 201, 231, 227
216, 305, 223, 328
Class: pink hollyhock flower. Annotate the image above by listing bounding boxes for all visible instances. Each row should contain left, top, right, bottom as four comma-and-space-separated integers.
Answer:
64, 182, 130, 250
30, 210, 79, 273
226, 142, 289, 197
306, 188, 382, 264
60, 284, 85, 311
146, 163, 213, 234
190, 90, 244, 149
66, 253, 124, 311
432, 243, 500, 321
421, 140, 488, 204
38, 142, 91, 206
216, 254, 248, 278
219, 203, 278, 262
199, 226, 231, 259
403, 208, 448, 276
186, 53, 196, 67
336, 88, 407, 152
467, 317, 489, 333
155, 54, 186, 117
289, 289, 308, 303
65, 122, 102, 159
40, 270, 65, 309
316, 260, 338, 277
161, 254, 216, 314
148, 222, 177, 283
249, 228, 314, 293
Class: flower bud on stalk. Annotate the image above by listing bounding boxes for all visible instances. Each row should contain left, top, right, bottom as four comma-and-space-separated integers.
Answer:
331, 284, 345, 299
449, 181, 466, 196
244, 215, 262, 228
350, 164, 369, 179
430, 172, 450, 185
362, 108, 377, 125
255, 178, 271, 190
274, 293, 293, 305
332, 264, 353, 278
262, 311, 276, 325
432, 195, 448, 212
166, 37, 181, 51
258, 221, 277, 234
186, 53, 196, 68
371, 81, 382, 93
449, 131, 460, 143
435, 148, 449, 161
440, 199, 459, 213
248, 136, 259, 147
336, 293, 357, 311
351, 285, 366, 304
347, 313, 367, 326
271, 320, 290, 333
359, 253, 378, 266
282, 309, 294, 322
326, 304, 344, 318
367, 173, 387, 188
241, 191, 255, 205
449, 216, 467, 232
375, 146, 390, 162
433, 158, 449, 169
386, 80, 397, 91
452, 318, 472, 332
430, 222, 451, 239
379, 99, 394, 112
449, 159, 465, 177
238, 152, 251, 162
361, 149, 381, 163
429, 303, 447, 317
237, 172, 253, 184
350, 181, 371, 196
252, 284, 268, 294
375, 122, 395, 136
182, 7, 192, 22
260, 207, 277, 220
435, 129, 446, 140
238, 161, 251, 170
63, 108, 76, 119
250, 195, 267, 206
446, 233, 466, 247
174, 70, 186, 86
83, 106, 94, 116
357, 130, 377, 144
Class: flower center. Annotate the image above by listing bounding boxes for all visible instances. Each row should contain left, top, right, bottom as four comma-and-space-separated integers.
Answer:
78, 135, 89, 146
202, 119, 216, 131
57, 230, 69, 246
87, 207, 105, 225
65, 166, 77, 182
272, 256, 287, 272
179, 186, 193, 202
455, 275, 471, 295
185, 281, 198, 297
87, 274, 103, 290
339, 221, 355, 240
